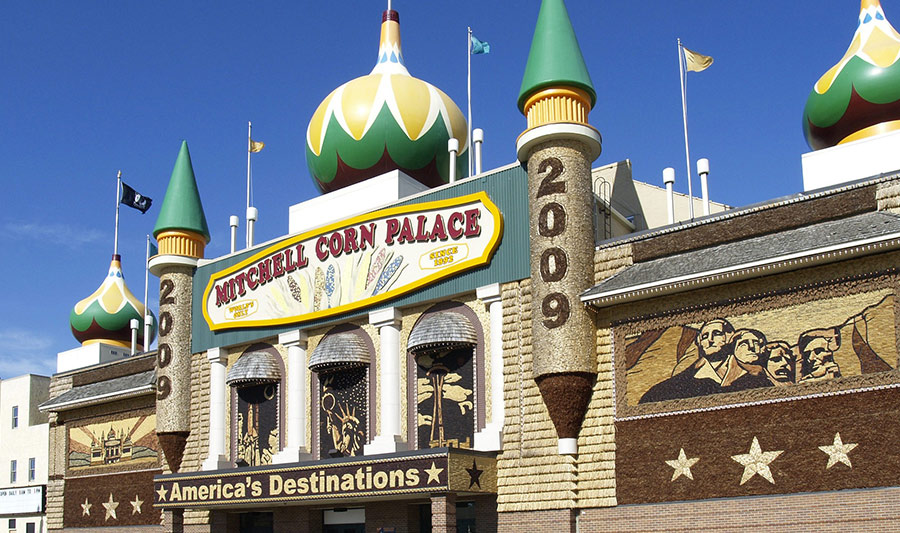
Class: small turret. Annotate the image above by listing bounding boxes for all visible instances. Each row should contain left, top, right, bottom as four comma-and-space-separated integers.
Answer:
150, 140, 210, 474
516, 0, 602, 456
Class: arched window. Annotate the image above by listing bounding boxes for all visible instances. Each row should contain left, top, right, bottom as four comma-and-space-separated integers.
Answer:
408, 304, 483, 450
227, 344, 284, 467
309, 327, 374, 458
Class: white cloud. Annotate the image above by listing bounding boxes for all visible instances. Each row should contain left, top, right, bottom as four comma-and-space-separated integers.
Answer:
0, 329, 58, 377
3, 222, 104, 248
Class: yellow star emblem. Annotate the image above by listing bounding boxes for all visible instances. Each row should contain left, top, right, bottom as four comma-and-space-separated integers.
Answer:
731, 437, 783, 485
156, 485, 168, 502
80, 497, 92, 516
665, 448, 699, 481
425, 461, 444, 484
102, 493, 119, 521
130, 494, 144, 514
819, 432, 857, 469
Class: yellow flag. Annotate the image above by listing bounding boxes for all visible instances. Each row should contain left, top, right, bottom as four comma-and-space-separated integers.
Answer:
249, 139, 265, 153
683, 46, 713, 72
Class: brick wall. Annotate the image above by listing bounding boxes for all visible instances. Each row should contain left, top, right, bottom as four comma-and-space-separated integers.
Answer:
274, 507, 323, 533
578, 486, 900, 532
497, 509, 573, 532
367, 500, 416, 533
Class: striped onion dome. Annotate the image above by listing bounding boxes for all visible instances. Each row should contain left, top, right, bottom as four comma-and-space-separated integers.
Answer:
308, 333, 371, 373
69, 255, 156, 349
226, 351, 282, 386
804, 0, 900, 149
306, 9, 468, 193
407, 312, 477, 354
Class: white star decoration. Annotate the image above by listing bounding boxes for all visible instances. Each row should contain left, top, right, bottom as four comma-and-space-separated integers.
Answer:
156, 485, 168, 502
80, 497, 92, 516
819, 432, 858, 469
665, 448, 700, 481
130, 494, 144, 515
102, 493, 119, 521
731, 437, 783, 485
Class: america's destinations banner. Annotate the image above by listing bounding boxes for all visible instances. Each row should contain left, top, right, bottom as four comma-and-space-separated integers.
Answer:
202, 192, 503, 331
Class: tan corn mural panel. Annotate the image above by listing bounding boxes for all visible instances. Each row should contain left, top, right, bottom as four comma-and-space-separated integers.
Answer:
623, 289, 897, 407
68, 414, 159, 473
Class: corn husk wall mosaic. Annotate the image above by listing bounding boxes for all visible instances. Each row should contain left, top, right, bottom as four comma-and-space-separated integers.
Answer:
623, 288, 897, 407
68, 414, 159, 472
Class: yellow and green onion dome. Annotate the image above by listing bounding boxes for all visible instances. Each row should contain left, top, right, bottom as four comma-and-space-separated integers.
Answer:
306, 9, 469, 193
804, 0, 900, 150
69, 255, 156, 349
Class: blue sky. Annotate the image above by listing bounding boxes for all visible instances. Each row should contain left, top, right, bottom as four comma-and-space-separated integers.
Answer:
0, 1, 866, 377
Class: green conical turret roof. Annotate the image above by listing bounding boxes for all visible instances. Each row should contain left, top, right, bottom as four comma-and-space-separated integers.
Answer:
153, 141, 210, 242
517, 0, 596, 112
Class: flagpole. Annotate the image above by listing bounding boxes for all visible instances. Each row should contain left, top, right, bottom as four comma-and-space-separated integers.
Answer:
114, 170, 122, 256
143, 234, 151, 351
467, 26, 473, 178
678, 38, 695, 220
246, 120, 252, 248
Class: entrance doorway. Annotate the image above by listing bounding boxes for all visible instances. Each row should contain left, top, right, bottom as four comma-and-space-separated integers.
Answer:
239, 511, 273, 533
324, 508, 365, 533
419, 501, 476, 532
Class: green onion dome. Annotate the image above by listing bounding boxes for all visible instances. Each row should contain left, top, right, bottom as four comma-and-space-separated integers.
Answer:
69, 255, 156, 349
306, 9, 469, 193
804, 0, 900, 150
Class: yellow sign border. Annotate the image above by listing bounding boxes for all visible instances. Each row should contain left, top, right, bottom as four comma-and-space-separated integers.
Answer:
202, 191, 503, 331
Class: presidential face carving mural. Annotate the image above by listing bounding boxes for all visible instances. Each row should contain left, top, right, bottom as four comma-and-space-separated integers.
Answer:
625, 291, 897, 405
416, 348, 474, 449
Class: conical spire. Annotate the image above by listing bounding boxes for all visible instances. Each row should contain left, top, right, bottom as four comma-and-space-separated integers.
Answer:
153, 141, 210, 242
517, 0, 597, 113
371, 9, 409, 75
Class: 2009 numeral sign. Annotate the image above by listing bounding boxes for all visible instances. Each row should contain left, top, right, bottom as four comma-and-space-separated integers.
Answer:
157, 278, 176, 399
534, 157, 570, 330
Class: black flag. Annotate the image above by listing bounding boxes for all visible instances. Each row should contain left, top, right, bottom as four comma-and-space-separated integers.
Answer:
121, 182, 152, 213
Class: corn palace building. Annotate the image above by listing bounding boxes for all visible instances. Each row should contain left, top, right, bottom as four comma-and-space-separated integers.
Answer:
41, 0, 900, 531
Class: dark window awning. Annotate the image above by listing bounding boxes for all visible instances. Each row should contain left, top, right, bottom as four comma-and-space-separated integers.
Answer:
308, 333, 371, 373
39, 370, 156, 412
226, 351, 282, 386
581, 211, 900, 308
407, 312, 477, 354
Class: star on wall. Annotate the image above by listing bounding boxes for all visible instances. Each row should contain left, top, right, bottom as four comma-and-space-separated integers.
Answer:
425, 462, 444, 484
665, 448, 699, 481
156, 485, 168, 502
102, 493, 119, 521
466, 459, 484, 489
819, 432, 858, 469
130, 494, 144, 514
81, 498, 92, 516
731, 437, 783, 485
